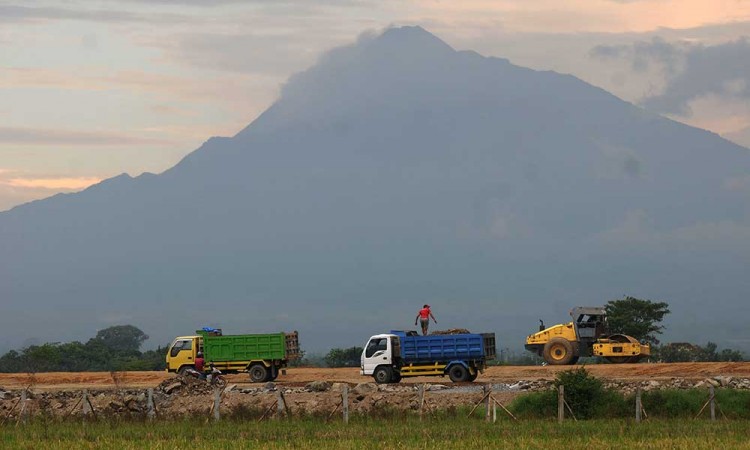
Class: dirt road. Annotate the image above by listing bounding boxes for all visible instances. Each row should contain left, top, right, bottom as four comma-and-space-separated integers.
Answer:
2, 362, 749, 391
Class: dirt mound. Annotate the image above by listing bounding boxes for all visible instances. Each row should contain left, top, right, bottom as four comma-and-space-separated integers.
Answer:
157, 375, 215, 396
430, 329, 471, 335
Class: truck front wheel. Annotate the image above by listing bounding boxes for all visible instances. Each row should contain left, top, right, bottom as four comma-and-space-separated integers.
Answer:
249, 364, 269, 383
448, 364, 469, 382
373, 366, 393, 384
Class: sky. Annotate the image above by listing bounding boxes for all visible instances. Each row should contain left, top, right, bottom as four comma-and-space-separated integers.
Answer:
2, 0, 750, 211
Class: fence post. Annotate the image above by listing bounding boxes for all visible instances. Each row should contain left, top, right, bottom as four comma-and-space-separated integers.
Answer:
82, 390, 91, 417
484, 384, 492, 422
276, 390, 285, 419
211, 387, 220, 421
418, 384, 425, 420
709, 385, 716, 421
342, 384, 349, 424
558, 385, 564, 424
147, 388, 155, 420
19, 390, 27, 424
635, 387, 642, 423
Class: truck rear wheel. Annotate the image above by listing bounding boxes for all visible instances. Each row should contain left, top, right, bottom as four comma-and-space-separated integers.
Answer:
373, 366, 392, 384
249, 364, 269, 383
543, 338, 575, 365
448, 364, 469, 382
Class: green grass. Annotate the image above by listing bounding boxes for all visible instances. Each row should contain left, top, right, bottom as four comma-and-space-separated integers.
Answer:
3, 417, 750, 449
508, 388, 750, 419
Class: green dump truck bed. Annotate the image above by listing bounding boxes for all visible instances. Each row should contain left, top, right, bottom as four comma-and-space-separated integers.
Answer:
197, 329, 300, 362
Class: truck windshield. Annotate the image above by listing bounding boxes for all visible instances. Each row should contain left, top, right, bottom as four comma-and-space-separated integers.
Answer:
365, 338, 387, 358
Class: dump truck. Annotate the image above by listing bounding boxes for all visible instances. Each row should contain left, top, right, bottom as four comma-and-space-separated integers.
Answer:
166, 328, 300, 382
525, 306, 650, 365
360, 330, 496, 384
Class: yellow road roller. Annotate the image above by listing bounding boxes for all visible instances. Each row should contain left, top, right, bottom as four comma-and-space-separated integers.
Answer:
525, 306, 650, 365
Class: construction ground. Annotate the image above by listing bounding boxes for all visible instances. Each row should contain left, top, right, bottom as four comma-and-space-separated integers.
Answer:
2, 363, 750, 419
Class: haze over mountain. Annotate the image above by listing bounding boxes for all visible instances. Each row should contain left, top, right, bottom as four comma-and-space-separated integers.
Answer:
2, 27, 749, 354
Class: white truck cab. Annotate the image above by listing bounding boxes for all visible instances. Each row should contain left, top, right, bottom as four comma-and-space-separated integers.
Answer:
360, 334, 401, 383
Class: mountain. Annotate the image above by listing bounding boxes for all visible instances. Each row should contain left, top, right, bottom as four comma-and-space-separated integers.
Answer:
1, 26, 749, 354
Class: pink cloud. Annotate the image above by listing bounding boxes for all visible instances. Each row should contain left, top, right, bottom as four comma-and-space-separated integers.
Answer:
3, 176, 102, 190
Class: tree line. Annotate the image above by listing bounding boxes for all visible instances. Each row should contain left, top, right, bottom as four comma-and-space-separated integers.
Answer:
0, 325, 166, 373
604, 296, 744, 363
0, 297, 744, 372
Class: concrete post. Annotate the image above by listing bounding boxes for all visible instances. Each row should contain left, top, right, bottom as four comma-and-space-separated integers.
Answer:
558, 385, 564, 424
418, 384, 425, 420
342, 384, 349, 424
147, 388, 155, 420
709, 385, 716, 421
276, 390, 284, 419
82, 390, 91, 416
213, 387, 221, 421
19, 390, 27, 423
635, 387, 642, 423
484, 384, 492, 422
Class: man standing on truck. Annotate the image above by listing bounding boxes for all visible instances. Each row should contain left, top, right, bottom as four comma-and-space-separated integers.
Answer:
415, 304, 437, 336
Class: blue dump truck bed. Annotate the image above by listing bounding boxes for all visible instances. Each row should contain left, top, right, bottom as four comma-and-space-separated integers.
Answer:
390, 330, 496, 364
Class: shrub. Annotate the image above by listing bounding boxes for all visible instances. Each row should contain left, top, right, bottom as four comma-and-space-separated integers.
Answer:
555, 367, 604, 418
510, 367, 630, 419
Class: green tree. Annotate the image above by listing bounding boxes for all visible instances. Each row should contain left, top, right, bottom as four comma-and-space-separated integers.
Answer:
718, 348, 744, 362
0, 325, 163, 373
7, 343, 63, 372
605, 296, 670, 345
655, 342, 744, 362
324, 347, 364, 367
93, 325, 149, 354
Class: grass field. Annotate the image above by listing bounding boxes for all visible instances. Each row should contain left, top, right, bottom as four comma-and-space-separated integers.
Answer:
3, 417, 750, 449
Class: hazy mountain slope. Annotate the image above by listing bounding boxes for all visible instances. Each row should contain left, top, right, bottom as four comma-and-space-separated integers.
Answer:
1, 27, 748, 353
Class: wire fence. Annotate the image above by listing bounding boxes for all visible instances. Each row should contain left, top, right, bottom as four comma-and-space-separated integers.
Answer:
0, 381, 736, 425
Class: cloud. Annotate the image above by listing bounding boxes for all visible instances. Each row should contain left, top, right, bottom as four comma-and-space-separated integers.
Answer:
156, 32, 319, 75
0, 4, 165, 23
0, 67, 268, 106
2, 176, 102, 190
0, 1, 376, 26
0, 169, 103, 211
0, 127, 171, 146
120, 0, 372, 5
590, 36, 686, 76
644, 38, 750, 115
725, 125, 750, 148
592, 37, 750, 116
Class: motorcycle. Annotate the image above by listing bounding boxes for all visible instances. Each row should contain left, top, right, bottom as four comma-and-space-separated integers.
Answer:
207, 365, 227, 387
